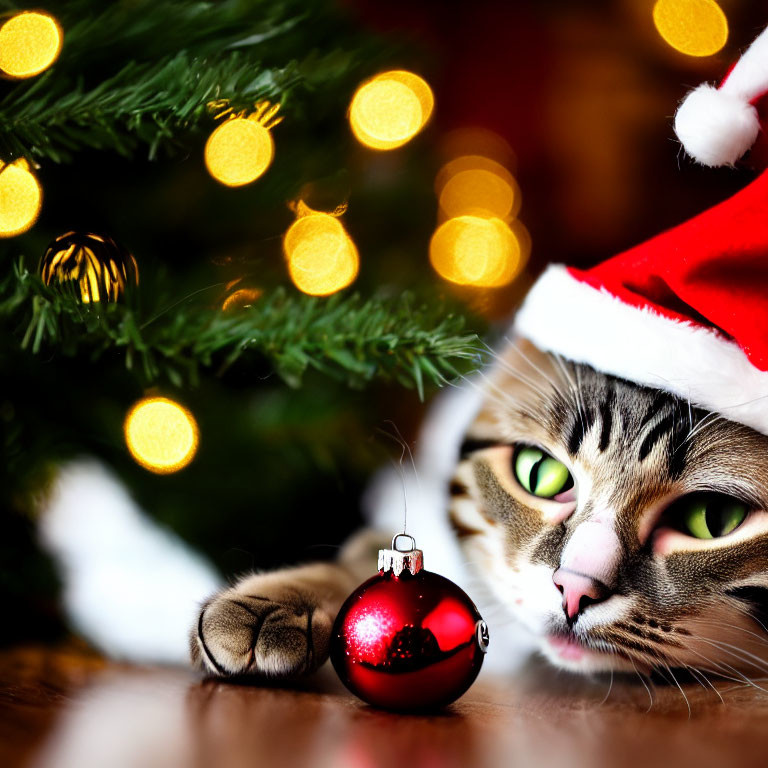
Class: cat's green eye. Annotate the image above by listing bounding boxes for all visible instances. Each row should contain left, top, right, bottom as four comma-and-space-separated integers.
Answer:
675, 494, 748, 539
514, 446, 573, 499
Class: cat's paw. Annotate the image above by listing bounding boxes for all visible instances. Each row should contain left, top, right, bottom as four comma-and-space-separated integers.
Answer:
191, 585, 333, 678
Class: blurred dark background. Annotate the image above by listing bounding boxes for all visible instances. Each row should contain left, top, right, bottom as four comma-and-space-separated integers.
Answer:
2, 0, 765, 645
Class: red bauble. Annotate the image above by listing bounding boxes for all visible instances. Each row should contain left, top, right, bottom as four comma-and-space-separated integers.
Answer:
330, 535, 488, 711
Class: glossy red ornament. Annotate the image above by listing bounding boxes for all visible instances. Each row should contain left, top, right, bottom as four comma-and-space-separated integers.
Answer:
330, 534, 488, 711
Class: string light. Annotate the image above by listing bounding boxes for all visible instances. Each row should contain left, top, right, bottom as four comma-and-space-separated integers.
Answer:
0, 158, 42, 237
284, 212, 359, 296
0, 11, 62, 79
349, 70, 434, 151
429, 215, 529, 288
204, 101, 282, 187
124, 397, 199, 474
652, 0, 727, 57
436, 156, 521, 221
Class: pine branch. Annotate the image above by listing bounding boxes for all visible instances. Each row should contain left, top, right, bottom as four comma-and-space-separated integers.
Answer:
0, 52, 302, 162
1, 261, 481, 397
0, 0, 382, 163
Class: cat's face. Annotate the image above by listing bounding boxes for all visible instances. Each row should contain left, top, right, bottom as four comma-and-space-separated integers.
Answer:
451, 339, 768, 678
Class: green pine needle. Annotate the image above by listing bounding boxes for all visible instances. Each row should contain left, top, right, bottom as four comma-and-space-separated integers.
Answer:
0, 0, 381, 163
1, 260, 482, 397
0, 52, 301, 162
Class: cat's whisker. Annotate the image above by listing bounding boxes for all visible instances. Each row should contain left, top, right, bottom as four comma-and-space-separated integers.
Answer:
480, 343, 546, 391
686, 397, 693, 437
656, 661, 692, 717
683, 664, 725, 704
456, 371, 530, 417
475, 359, 549, 406
685, 645, 768, 694
629, 657, 655, 712
673, 659, 714, 698
686, 616, 768, 648
695, 636, 768, 675
680, 643, 768, 691
498, 339, 568, 402
682, 409, 724, 445
548, 350, 583, 405
471, 376, 543, 425
551, 352, 578, 392
660, 642, 726, 703
598, 668, 614, 706
727, 600, 768, 637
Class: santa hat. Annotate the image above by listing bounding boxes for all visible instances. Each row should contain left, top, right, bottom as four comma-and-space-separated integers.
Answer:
514, 26, 768, 435
674, 26, 768, 168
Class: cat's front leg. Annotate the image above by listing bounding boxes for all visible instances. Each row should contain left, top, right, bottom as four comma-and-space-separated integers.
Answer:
190, 532, 384, 678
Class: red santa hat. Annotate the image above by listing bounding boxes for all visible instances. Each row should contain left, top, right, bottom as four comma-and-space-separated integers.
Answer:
674, 26, 768, 168
514, 26, 768, 435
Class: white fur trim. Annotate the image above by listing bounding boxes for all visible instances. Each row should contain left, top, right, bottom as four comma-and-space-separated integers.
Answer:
719, 26, 768, 103
674, 84, 759, 167
514, 265, 768, 435
675, 26, 768, 167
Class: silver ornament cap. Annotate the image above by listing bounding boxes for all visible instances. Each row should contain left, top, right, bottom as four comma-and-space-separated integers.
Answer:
378, 533, 423, 576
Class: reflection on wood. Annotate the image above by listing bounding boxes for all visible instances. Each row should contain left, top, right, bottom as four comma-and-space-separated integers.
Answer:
2, 646, 768, 768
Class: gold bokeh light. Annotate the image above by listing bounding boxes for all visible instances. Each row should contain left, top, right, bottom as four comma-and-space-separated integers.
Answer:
0, 158, 42, 237
349, 70, 434, 151
439, 127, 515, 169
284, 212, 359, 296
124, 397, 200, 474
205, 117, 274, 187
652, 0, 727, 57
0, 11, 62, 79
429, 215, 529, 288
436, 156, 521, 221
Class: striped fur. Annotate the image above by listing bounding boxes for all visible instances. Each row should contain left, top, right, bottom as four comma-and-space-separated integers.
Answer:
449, 338, 768, 679
191, 336, 768, 684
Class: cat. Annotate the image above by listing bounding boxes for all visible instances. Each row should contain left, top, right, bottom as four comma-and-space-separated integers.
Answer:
190, 337, 768, 682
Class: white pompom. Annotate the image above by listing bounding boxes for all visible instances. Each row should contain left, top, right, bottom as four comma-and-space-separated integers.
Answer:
674, 84, 760, 167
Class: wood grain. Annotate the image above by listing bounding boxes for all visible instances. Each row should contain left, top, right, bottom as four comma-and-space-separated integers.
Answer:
2, 646, 768, 768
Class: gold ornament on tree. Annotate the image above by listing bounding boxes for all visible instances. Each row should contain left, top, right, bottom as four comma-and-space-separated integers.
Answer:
40, 231, 139, 303
204, 100, 283, 187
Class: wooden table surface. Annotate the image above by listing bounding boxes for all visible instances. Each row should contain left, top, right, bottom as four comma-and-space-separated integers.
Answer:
2, 646, 768, 768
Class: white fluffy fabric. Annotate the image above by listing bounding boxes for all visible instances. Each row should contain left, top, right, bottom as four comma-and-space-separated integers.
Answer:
675, 25, 768, 167
514, 265, 768, 436
39, 461, 221, 663
674, 84, 760, 167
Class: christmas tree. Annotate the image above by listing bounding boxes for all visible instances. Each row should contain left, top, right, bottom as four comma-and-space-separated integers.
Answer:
0, 0, 502, 642
2, 0, 759, 647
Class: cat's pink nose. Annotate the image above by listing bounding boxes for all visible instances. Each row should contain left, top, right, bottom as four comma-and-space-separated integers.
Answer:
552, 568, 611, 625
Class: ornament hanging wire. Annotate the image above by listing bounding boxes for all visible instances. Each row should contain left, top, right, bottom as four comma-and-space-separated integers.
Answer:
378, 420, 420, 538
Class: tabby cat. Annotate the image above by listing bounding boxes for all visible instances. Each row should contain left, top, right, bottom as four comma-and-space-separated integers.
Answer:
191, 338, 768, 681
